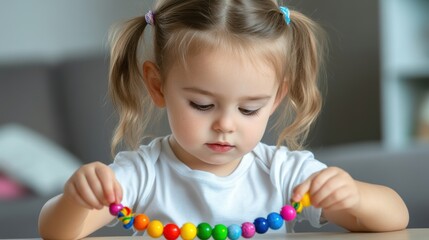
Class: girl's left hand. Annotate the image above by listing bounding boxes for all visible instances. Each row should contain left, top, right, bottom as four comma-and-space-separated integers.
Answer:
292, 167, 361, 213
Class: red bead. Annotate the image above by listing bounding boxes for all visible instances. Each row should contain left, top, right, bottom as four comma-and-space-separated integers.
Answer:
163, 223, 181, 240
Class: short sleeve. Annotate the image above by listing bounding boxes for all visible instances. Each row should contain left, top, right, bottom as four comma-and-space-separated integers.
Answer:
288, 151, 327, 228
269, 147, 327, 229
110, 151, 142, 209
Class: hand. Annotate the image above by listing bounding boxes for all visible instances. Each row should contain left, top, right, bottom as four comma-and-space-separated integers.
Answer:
292, 167, 360, 213
64, 161, 122, 210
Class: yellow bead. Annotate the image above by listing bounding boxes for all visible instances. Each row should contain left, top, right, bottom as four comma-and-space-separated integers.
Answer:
301, 193, 311, 207
181, 222, 197, 240
147, 220, 164, 238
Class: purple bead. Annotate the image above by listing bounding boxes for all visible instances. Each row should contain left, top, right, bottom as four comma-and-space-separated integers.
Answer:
241, 222, 256, 238
109, 203, 123, 216
280, 205, 296, 221
253, 217, 269, 234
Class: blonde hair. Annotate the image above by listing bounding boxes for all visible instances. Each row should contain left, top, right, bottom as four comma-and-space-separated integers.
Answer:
108, 0, 326, 155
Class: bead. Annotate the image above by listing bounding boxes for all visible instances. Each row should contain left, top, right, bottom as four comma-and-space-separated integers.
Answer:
292, 201, 303, 214
109, 203, 123, 216
117, 206, 132, 218
117, 207, 134, 229
253, 217, 269, 234
267, 212, 283, 230
122, 216, 134, 229
147, 220, 164, 238
301, 193, 311, 207
227, 224, 242, 240
212, 224, 228, 240
180, 222, 197, 240
280, 205, 296, 221
164, 223, 181, 240
241, 222, 255, 238
133, 214, 150, 231
110, 197, 311, 238
197, 222, 212, 240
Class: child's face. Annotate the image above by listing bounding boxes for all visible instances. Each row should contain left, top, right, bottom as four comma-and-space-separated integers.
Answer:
162, 49, 282, 176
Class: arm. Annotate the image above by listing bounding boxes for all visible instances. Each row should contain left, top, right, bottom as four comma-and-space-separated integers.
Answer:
293, 167, 409, 232
38, 162, 122, 239
38, 194, 114, 240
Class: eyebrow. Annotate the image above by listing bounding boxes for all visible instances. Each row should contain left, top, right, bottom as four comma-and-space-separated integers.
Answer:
183, 87, 272, 101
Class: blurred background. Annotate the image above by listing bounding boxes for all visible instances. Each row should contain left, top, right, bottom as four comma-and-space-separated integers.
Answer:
1, 0, 428, 238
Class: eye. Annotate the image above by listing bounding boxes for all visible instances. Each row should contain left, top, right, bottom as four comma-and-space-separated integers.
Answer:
189, 101, 214, 111
239, 108, 260, 116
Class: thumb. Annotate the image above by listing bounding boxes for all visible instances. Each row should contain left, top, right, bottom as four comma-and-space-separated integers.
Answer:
292, 173, 316, 203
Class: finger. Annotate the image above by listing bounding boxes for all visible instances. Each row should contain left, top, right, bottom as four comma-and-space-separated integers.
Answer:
292, 173, 316, 202
319, 186, 353, 211
314, 182, 348, 209
310, 168, 339, 193
95, 167, 115, 205
65, 180, 93, 209
307, 169, 340, 207
86, 169, 107, 209
310, 174, 342, 205
74, 173, 104, 209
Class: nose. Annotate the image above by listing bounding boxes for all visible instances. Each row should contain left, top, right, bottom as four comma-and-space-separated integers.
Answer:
212, 111, 236, 133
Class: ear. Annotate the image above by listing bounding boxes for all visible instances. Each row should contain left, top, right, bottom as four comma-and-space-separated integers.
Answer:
142, 61, 165, 107
271, 83, 288, 115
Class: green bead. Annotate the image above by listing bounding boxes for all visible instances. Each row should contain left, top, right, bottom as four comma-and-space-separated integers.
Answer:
212, 224, 228, 240
197, 222, 212, 240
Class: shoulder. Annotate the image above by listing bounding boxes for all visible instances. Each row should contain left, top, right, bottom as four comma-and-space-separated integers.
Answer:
109, 136, 166, 207
252, 142, 323, 168
252, 142, 326, 186
111, 136, 164, 168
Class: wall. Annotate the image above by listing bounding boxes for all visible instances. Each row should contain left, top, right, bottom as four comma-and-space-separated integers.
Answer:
0, 0, 150, 63
288, 0, 381, 149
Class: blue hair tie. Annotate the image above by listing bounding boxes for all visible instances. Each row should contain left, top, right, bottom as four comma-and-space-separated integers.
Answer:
279, 6, 291, 25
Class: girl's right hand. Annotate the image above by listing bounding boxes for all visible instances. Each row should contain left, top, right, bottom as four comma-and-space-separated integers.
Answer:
64, 161, 122, 210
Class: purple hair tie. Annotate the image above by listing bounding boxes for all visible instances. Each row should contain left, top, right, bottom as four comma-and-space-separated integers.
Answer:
145, 10, 154, 25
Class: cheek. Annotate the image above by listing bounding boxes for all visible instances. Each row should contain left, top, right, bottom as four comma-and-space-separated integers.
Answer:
166, 106, 203, 142
240, 113, 271, 143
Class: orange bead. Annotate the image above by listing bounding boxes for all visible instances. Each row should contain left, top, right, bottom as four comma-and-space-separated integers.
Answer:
133, 214, 150, 231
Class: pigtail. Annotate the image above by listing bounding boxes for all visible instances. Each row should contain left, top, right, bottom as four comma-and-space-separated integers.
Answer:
108, 16, 153, 156
276, 10, 327, 150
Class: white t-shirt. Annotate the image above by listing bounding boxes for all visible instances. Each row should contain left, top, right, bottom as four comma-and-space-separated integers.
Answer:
109, 136, 327, 235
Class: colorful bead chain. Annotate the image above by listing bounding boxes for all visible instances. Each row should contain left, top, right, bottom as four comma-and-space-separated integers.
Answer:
109, 193, 311, 240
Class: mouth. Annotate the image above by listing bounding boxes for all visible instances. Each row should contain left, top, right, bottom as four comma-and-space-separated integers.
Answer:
206, 143, 235, 153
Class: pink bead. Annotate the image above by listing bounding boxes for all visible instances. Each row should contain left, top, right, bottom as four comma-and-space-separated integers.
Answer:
280, 205, 296, 221
241, 222, 256, 238
109, 203, 124, 216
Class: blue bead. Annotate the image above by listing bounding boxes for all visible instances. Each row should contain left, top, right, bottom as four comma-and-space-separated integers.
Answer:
227, 224, 241, 240
253, 217, 269, 234
122, 217, 134, 229
267, 212, 283, 230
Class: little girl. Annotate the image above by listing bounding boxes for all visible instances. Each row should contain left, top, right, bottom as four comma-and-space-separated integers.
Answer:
39, 0, 408, 239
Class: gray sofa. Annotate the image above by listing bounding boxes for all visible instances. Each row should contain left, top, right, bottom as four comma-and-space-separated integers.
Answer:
1, 55, 428, 238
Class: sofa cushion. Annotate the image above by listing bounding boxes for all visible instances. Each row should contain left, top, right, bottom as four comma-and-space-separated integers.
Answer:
315, 142, 429, 229
0, 63, 65, 145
